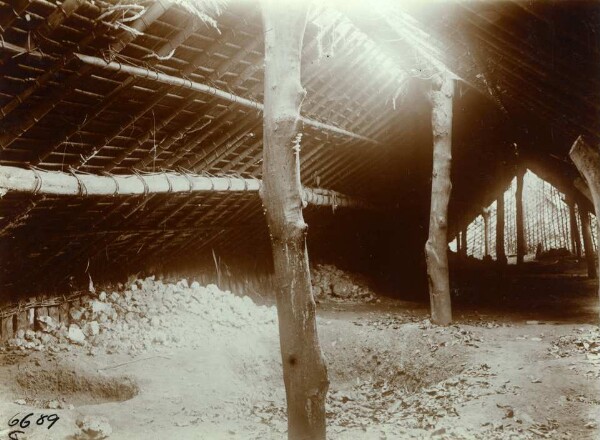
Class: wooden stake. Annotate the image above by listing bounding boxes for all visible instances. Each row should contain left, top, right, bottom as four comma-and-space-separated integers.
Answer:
570, 136, 600, 320
496, 191, 507, 264
580, 207, 597, 279
516, 167, 526, 265
260, 1, 328, 438
425, 72, 454, 326
482, 207, 491, 257
567, 197, 582, 258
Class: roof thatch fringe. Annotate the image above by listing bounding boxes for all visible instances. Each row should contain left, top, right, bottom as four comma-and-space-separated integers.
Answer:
172, 0, 226, 32
311, 0, 409, 108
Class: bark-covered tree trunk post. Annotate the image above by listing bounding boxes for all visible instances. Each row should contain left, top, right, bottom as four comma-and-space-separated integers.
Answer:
260, 1, 329, 438
496, 191, 507, 265
570, 136, 600, 322
425, 72, 454, 326
567, 196, 582, 258
516, 167, 526, 265
580, 207, 597, 279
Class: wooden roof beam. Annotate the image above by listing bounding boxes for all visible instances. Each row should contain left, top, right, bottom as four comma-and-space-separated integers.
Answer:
0, 165, 375, 209
75, 52, 378, 144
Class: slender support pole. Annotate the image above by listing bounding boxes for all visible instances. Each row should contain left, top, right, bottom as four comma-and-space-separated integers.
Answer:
567, 196, 582, 258
570, 136, 600, 321
425, 72, 454, 326
461, 227, 468, 258
496, 190, 507, 264
516, 167, 526, 265
260, 1, 328, 438
580, 207, 597, 279
482, 207, 491, 257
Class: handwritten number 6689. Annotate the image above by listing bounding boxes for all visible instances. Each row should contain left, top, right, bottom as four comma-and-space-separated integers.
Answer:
8, 413, 59, 429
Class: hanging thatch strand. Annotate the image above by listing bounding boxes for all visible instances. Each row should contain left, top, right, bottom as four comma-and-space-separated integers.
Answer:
0, 166, 373, 209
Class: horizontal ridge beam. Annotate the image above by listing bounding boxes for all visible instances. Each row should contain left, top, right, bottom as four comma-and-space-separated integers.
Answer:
0, 165, 374, 209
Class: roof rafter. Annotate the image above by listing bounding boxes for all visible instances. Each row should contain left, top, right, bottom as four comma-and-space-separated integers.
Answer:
75, 52, 378, 144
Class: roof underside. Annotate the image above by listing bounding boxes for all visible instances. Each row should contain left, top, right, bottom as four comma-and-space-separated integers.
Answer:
0, 0, 599, 295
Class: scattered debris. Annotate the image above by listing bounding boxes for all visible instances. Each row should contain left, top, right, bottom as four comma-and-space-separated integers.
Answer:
252, 362, 531, 439
76, 415, 112, 439
353, 313, 420, 329
548, 327, 600, 378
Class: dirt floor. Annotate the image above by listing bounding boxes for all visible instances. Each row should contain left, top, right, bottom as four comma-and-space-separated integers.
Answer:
0, 272, 599, 439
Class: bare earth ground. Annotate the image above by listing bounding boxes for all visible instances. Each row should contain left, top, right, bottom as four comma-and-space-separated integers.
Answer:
0, 276, 598, 439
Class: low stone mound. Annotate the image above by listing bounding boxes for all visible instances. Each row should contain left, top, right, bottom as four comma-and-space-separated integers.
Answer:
5, 278, 277, 355
311, 264, 377, 303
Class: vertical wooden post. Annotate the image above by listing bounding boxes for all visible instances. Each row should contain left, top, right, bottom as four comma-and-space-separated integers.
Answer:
460, 227, 468, 258
425, 72, 454, 326
570, 136, 600, 322
59, 302, 70, 324
482, 207, 491, 257
567, 197, 582, 257
260, 2, 328, 438
1, 315, 14, 342
580, 207, 597, 279
15, 310, 29, 333
35, 306, 49, 331
516, 167, 526, 265
496, 191, 507, 264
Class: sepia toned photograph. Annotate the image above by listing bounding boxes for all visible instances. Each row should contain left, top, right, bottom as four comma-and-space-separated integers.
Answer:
0, 0, 599, 438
